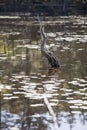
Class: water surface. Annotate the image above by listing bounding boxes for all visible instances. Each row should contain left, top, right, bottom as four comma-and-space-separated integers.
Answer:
0, 15, 87, 130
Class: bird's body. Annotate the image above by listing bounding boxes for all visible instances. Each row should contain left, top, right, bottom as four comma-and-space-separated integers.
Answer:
41, 47, 59, 68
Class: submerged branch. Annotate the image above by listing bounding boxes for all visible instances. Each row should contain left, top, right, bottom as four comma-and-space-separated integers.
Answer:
44, 97, 59, 130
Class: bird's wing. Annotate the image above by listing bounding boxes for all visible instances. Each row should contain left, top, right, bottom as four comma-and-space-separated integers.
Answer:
48, 51, 58, 60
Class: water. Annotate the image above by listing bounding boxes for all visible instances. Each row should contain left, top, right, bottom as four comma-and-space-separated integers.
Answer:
0, 15, 87, 130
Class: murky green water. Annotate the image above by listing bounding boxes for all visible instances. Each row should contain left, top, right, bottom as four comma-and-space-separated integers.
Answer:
0, 15, 87, 130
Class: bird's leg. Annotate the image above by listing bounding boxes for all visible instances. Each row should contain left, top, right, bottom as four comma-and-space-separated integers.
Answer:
48, 67, 59, 75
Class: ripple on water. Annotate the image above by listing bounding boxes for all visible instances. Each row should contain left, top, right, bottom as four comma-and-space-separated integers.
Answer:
3, 96, 19, 100
68, 99, 83, 104
68, 79, 87, 87
0, 84, 11, 91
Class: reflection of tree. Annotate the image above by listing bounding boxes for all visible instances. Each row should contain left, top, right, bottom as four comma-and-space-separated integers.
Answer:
77, 43, 87, 78
63, 0, 69, 15
25, 47, 31, 75
1, 97, 31, 129
20, 97, 31, 130
7, 35, 15, 56
80, 112, 87, 126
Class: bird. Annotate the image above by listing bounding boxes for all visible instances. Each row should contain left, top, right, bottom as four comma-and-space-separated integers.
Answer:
40, 24, 60, 69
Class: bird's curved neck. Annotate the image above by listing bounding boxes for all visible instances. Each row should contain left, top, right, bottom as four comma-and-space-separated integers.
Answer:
41, 37, 46, 51
40, 26, 47, 51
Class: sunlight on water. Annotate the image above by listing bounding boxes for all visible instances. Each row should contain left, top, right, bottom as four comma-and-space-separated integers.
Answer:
0, 15, 87, 130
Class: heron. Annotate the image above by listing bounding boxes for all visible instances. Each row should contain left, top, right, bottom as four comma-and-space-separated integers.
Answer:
40, 23, 60, 70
